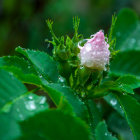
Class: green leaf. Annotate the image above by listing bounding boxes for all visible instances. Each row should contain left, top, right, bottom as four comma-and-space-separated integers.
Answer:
89, 75, 140, 98
0, 114, 20, 140
8, 93, 48, 121
105, 93, 140, 140
116, 75, 140, 93
104, 94, 125, 117
18, 110, 91, 140
0, 68, 48, 115
110, 51, 140, 78
116, 94, 140, 140
110, 10, 140, 78
88, 81, 114, 98
0, 94, 48, 140
0, 69, 48, 140
107, 112, 134, 140
42, 82, 88, 120
0, 56, 42, 85
112, 8, 140, 51
95, 121, 118, 140
0, 69, 27, 110
16, 47, 59, 82
0, 56, 37, 74
86, 100, 101, 135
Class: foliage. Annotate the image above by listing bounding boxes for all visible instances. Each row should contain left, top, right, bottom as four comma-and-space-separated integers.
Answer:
0, 8, 140, 140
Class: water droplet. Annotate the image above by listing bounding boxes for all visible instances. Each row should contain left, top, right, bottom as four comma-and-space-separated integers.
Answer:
39, 75, 43, 78
28, 65, 31, 69
40, 97, 46, 104
110, 99, 117, 106
28, 96, 33, 100
105, 132, 108, 136
58, 76, 65, 83
90, 34, 95, 38
85, 44, 92, 52
25, 101, 36, 111
123, 92, 126, 95
80, 66, 84, 69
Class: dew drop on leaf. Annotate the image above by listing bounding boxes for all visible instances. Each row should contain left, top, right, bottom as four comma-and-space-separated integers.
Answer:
39, 75, 43, 78
58, 76, 65, 83
110, 99, 117, 106
80, 66, 84, 69
39, 97, 46, 105
28, 96, 33, 100
104, 132, 108, 136
25, 101, 36, 111
123, 92, 126, 95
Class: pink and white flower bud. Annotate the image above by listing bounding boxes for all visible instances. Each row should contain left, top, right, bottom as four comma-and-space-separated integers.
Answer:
78, 30, 110, 71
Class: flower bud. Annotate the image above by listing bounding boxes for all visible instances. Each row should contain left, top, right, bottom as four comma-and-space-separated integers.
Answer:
78, 30, 110, 71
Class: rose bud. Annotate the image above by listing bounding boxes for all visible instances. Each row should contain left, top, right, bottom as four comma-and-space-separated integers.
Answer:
78, 30, 110, 71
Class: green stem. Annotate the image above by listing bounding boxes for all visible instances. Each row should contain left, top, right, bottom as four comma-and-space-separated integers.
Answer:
83, 94, 94, 130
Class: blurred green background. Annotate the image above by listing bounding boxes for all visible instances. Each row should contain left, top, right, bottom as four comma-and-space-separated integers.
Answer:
0, 0, 140, 56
